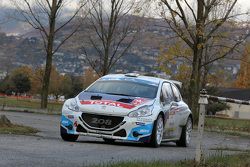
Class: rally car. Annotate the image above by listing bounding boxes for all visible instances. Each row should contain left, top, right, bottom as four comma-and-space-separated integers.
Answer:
60, 73, 193, 147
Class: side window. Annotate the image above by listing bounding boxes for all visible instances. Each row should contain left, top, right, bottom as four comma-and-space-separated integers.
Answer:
161, 83, 174, 105
171, 84, 182, 102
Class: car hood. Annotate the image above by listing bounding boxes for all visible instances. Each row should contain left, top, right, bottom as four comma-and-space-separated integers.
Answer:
76, 91, 155, 116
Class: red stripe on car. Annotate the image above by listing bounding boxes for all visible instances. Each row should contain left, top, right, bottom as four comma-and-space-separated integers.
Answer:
80, 99, 149, 109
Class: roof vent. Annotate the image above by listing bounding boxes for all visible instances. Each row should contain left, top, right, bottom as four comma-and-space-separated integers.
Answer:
125, 73, 140, 77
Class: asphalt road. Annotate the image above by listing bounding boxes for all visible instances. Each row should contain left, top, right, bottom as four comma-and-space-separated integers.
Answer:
0, 111, 250, 167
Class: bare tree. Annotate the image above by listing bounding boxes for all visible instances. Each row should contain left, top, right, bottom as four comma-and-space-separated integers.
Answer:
82, 0, 141, 76
11, 0, 87, 109
159, 0, 250, 121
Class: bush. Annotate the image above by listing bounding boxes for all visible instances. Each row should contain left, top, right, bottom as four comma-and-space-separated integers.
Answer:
207, 101, 230, 115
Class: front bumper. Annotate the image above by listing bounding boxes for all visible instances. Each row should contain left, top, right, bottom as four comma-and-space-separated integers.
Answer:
61, 111, 154, 143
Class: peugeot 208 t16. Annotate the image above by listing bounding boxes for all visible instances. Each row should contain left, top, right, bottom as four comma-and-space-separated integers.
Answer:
60, 73, 192, 147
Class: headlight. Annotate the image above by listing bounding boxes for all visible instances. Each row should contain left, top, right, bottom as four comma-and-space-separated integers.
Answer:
128, 105, 153, 117
65, 98, 80, 112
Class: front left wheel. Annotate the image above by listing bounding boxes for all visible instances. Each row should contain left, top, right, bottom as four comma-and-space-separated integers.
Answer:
60, 126, 79, 142
150, 114, 164, 148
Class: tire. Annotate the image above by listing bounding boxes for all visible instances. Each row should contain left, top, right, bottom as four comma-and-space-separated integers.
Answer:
150, 114, 164, 148
60, 126, 79, 142
176, 116, 192, 147
103, 138, 115, 144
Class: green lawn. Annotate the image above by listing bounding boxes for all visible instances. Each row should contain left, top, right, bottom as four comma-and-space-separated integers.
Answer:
0, 96, 63, 112
90, 152, 250, 167
205, 117, 250, 133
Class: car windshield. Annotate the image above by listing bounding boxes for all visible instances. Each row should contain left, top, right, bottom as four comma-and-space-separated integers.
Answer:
86, 80, 158, 99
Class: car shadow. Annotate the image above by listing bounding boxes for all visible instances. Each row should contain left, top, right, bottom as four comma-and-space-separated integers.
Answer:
77, 139, 178, 148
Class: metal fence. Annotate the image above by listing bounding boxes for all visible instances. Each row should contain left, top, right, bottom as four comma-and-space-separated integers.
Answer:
195, 89, 250, 163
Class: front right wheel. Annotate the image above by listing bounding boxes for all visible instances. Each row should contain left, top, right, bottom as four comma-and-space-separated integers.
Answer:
150, 115, 164, 148
176, 116, 192, 147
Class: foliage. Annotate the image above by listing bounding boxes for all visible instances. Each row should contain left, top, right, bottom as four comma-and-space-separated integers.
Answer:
235, 43, 250, 88
158, 43, 192, 99
205, 87, 230, 115
0, 67, 32, 95
12, 73, 31, 94
159, 0, 250, 124
0, 66, 84, 99
49, 67, 73, 99
0, 76, 15, 95
206, 69, 234, 88
82, 68, 99, 89
30, 67, 44, 95
207, 102, 230, 115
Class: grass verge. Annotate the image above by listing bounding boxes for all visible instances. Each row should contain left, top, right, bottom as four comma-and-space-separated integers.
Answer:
90, 152, 250, 167
0, 96, 62, 112
0, 124, 39, 135
204, 116, 250, 137
0, 115, 39, 135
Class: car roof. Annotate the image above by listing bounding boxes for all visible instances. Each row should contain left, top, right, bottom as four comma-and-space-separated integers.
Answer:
100, 74, 182, 88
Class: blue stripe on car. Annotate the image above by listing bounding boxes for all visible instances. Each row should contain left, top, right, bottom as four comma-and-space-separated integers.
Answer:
61, 115, 74, 134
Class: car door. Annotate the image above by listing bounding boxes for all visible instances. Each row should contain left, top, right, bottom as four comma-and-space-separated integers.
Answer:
170, 83, 184, 138
160, 82, 179, 139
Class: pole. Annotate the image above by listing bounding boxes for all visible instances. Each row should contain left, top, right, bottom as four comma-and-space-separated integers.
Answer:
195, 89, 208, 164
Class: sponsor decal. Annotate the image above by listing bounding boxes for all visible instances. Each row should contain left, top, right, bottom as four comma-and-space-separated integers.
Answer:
127, 123, 153, 141
136, 122, 146, 126
138, 129, 150, 133
169, 107, 180, 115
131, 98, 148, 106
62, 120, 69, 125
80, 99, 149, 109
61, 115, 72, 126
137, 117, 153, 122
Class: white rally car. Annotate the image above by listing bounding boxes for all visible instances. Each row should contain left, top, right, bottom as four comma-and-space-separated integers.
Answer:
60, 73, 193, 147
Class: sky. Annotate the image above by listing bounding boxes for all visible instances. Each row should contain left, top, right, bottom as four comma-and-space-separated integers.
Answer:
1, 0, 250, 18
0, 0, 79, 9
1, 0, 250, 10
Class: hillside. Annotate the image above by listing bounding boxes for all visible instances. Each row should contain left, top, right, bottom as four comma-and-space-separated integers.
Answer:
0, 15, 244, 80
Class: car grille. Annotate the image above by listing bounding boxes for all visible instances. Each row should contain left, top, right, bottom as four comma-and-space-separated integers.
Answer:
81, 113, 124, 131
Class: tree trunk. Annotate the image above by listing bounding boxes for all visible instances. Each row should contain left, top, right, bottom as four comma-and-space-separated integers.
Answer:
188, 49, 201, 124
187, 0, 204, 124
41, 52, 53, 109
41, 0, 57, 109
